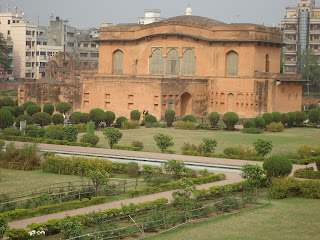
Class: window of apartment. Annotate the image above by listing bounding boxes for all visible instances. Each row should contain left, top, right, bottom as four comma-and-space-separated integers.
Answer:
226, 50, 239, 77
67, 42, 74, 47
26, 52, 32, 56
78, 43, 81, 47
32, 62, 35, 67
265, 54, 270, 72
84, 43, 89, 47
40, 51, 46, 56
25, 73, 31, 78
36, 62, 39, 66
37, 41, 41, 45
40, 62, 46, 67
7, 30, 10, 35
43, 42, 47, 45
8, 48, 13, 53
8, 20, 10, 24
285, 24, 296, 30
113, 50, 123, 74
80, 53, 88, 57
167, 48, 180, 75
26, 41, 31, 46
150, 48, 164, 75
182, 48, 196, 76
32, 41, 35, 47
286, 44, 296, 51
26, 30, 32, 35
285, 34, 296, 41
311, 24, 320, 30
17, 20, 19, 23
90, 53, 99, 58
7, 70, 12, 75
91, 44, 97, 48
32, 31, 35, 36
12, 20, 15, 23
36, 51, 39, 56
286, 55, 296, 62
67, 32, 75, 38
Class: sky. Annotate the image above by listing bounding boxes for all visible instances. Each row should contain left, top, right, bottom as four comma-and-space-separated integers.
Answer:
0, 0, 308, 29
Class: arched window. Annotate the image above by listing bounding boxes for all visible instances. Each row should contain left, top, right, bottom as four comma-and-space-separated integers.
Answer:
182, 49, 196, 76
150, 48, 164, 75
226, 51, 238, 77
113, 50, 123, 74
266, 54, 270, 72
167, 49, 180, 75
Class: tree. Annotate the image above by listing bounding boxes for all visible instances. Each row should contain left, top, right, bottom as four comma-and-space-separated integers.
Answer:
208, 112, 220, 128
0, 109, 13, 129
301, 48, 320, 86
88, 171, 109, 196
296, 111, 308, 126
62, 125, 79, 142
13, 106, 24, 118
2, 97, 14, 107
80, 113, 90, 123
263, 156, 293, 178
22, 101, 36, 110
56, 102, 72, 114
26, 105, 41, 116
309, 109, 320, 123
15, 114, 33, 128
89, 108, 106, 128
130, 110, 140, 121
69, 111, 82, 124
0, 33, 11, 75
52, 113, 64, 125
103, 127, 123, 149
172, 178, 197, 210
32, 112, 52, 127
241, 164, 265, 195
43, 103, 54, 115
202, 137, 218, 154
126, 162, 140, 178
222, 112, 239, 131
154, 133, 174, 152
253, 139, 273, 157
105, 111, 116, 126
163, 160, 185, 179
165, 109, 176, 127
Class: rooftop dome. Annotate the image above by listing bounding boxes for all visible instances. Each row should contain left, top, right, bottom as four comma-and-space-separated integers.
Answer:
163, 15, 227, 27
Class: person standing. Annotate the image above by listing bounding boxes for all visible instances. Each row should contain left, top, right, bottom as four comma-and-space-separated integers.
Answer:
143, 110, 146, 121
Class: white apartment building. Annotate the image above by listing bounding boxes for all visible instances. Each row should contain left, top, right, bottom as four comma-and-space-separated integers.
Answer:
138, 9, 165, 24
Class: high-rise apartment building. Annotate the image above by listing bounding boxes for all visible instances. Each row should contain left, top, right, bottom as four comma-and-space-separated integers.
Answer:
281, 0, 320, 74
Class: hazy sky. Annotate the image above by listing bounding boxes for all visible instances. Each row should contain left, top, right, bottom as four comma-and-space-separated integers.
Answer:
0, 0, 308, 29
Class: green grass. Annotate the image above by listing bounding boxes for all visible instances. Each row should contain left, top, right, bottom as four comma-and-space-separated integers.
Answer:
83, 127, 320, 155
148, 198, 320, 240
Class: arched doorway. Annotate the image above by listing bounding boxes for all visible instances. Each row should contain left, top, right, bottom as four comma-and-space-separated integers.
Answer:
181, 92, 192, 117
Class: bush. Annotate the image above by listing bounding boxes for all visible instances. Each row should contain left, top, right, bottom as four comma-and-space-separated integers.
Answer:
154, 133, 174, 152
62, 125, 79, 142
2, 128, 21, 136
13, 106, 24, 118
43, 103, 54, 115
173, 120, 197, 130
130, 110, 140, 121
56, 102, 72, 114
165, 109, 175, 127
271, 112, 281, 123
89, 108, 106, 128
287, 112, 296, 127
263, 155, 293, 178
2, 97, 14, 107
296, 111, 307, 126
145, 115, 157, 124
103, 127, 123, 149
296, 144, 320, 159
262, 113, 273, 125
75, 123, 87, 133
145, 122, 161, 128
80, 134, 99, 146
105, 111, 116, 127
202, 138, 217, 154
69, 112, 82, 124
281, 113, 290, 126
44, 130, 64, 140
316, 159, 320, 171
294, 168, 320, 179
126, 162, 140, 178
309, 103, 317, 110
32, 112, 52, 127
197, 123, 210, 129
23, 125, 45, 138
121, 120, 140, 130
80, 113, 90, 123
222, 112, 239, 131
223, 147, 240, 156
253, 139, 273, 156
26, 105, 41, 116
163, 149, 176, 154
131, 141, 144, 151
22, 101, 36, 110
308, 109, 320, 123
222, 145, 258, 159
15, 114, 34, 128
208, 112, 220, 128
1, 106, 14, 116
254, 117, 266, 129
4, 228, 31, 240
242, 128, 264, 134
266, 122, 284, 132
113, 145, 140, 151
182, 115, 196, 123
243, 119, 256, 129
116, 116, 128, 126
52, 114, 64, 125
0, 109, 14, 129
87, 122, 94, 135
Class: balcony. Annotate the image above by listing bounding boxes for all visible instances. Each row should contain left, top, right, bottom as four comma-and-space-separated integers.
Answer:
10, 65, 14, 68
8, 53, 14, 58
7, 42, 14, 47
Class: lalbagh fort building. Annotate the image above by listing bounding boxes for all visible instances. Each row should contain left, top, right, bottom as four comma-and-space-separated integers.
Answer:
18, 15, 306, 119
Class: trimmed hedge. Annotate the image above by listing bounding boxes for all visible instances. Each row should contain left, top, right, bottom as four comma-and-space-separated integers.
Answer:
113, 144, 141, 151
173, 120, 197, 130
294, 168, 320, 179
0, 197, 106, 222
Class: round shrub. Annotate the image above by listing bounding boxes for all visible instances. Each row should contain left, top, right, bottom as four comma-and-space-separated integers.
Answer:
271, 112, 281, 123
62, 125, 79, 142
309, 103, 317, 110
26, 105, 41, 116
222, 112, 239, 131
1, 106, 15, 115
263, 155, 293, 178
266, 122, 284, 132
308, 109, 320, 123
262, 113, 273, 125
105, 111, 116, 126
56, 102, 72, 114
32, 112, 52, 127
131, 141, 144, 150
165, 109, 176, 127
281, 113, 290, 126
296, 111, 308, 126
24, 125, 45, 138
15, 114, 34, 128
89, 108, 106, 127
52, 113, 64, 125
45, 130, 64, 140
80, 113, 90, 123
223, 147, 239, 156
22, 101, 36, 110
2, 127, 21, 136
14, 106, 24, 118
69, 112, 82, 124
316, 159, 320, 171
0, 109, 14, 129
254, 117, 265, 129
126, 162, 140, 178
2, 96, 14, 106
243, 119, 256, 129
183, 114, 196, 123
116, 116, 128, 126
43, 103, 54, 115
288, 112, 296, 127
80, 134, 99, 146
145, 115, 157, 124
208, 112, 220, 128
130, 110, 140, 121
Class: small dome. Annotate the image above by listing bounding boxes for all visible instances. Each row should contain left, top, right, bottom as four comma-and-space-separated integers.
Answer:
186, 6, 192, 16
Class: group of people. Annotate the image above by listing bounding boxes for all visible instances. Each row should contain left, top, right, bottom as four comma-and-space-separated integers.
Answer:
303, 101, 320, 110
142, 110, 149, 121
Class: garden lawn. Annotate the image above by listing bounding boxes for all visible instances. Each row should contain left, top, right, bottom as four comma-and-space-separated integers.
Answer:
83, 127, 320, 155
149, 198, 320, 240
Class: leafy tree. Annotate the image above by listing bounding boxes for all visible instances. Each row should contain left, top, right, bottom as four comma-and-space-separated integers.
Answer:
0, 32, 11, 73
22, 101, 36, 110
62, 125, 79, 142
15, 114, 33, 128
126, 162, 140, 178
69, 111, 82, 124
262, 113, 273, 125
208, 112, 220, 128
271, 112, 281, 123
145, 115, 157, 123
309, 109, 320, 123
2, 97, 14, 107
52, 113, 64, 125
0, 217, 9, 236
154, 133, 174, 152
183, 114, 196, 122
59, 215, 83, 239
80, 113, 90, 123
296, 111, 308, 126
172, 178, 197, 210
56, 102, 72, 114
222, 112, 239, 131
26, 105, 41, 116
43, 103, 54, 115
202, 137, 218, 154
309, 103, 317, 110
1, 106, 14, 115
163, 160, 186, 179
116, 116, 127, 126
241, 164, 265, 195
281, 113, 290, 127
254, 117, 266, 129
88, 171, 109, 196
80, 134, 99, 146
130, 110, 140, 121
105, 111, 116, 126
253, 139, 273, 157
263, 156, 293, 178
103, 127, 123, 149
301, 48, 320, 86
13, 106, 24, 118
89, 108, 106, 128
287, 112, 296, 127
32, 112, 52, 127
165, 109, 176, 127
243, 119, 256, 129
0, 109, 13, 129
